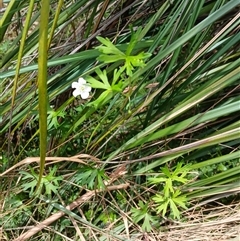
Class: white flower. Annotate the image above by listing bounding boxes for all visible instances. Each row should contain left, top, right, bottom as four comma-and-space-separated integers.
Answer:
71, 77, 91, 99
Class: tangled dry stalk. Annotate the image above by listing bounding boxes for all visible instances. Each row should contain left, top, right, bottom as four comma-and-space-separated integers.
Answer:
142, 201, 240, 241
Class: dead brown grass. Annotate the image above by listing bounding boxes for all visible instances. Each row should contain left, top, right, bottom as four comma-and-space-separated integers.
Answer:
142, 201, 240, 241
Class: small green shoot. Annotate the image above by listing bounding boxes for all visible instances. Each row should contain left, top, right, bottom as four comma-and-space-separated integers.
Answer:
149, 163, 190, 219
152, 189, 187, 219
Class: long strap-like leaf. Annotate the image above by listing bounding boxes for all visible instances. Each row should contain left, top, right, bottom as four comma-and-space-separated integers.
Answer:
7, 0, 35, 156
36, 0, 50, 192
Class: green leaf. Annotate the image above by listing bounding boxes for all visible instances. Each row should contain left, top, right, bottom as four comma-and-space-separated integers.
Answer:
161, 166, 172, 178
172, 190, 188, 210
142, 213, 154, 232
148, 177, 167, 184
21, 179, 38, 196
169, 199, 181, 219
95, 68, 111, 88
112, 68, 124, 86
131, 201, 155, 232
97, 55, 125, 63
74, 166, 108, 190
126, 26, 141, 56
43, 177, 59, 195
96, 36, 125, 56
153, 194, 169, 217
20, 167, 62, 196
36, 0, 50, 193
86, 76, 108, 89
164, 178, 173, 196
111, 81, 123, 92
96, 36, 151, 77
47, 108, 65, 129
90, 89, 113, 108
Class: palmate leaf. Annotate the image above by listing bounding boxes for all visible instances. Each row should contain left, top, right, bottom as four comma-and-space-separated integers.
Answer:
153, 190, 187, 219
161, 166, 172, 177
43, 178, 60, 195
86, 68, 123, 93
21, 168, 39, 195
149, 163, 190, 198
169, 199, 181, 220
173, 163, 190, 176
131, 201, 156, 232
96, 36, 151, 77
47, 108, 65, 129
21, 173, 37, 196
111, 81, 123, 92
131, 207, 146, 223
96, 36, 125, 56
152, 194, 169, 217
85, 67, 111, 91
86, 76, 108, 89
124, 52, 152, 76
162, 163, 190, 184
124, 58, 135, 77
170, 190, 188, 219
172, 175, 189, 184
172, 190, 188, 210
95, 68, 111, 88
20, 166, 62, 196
142, 213, 155, 232
74, 166, 109, 190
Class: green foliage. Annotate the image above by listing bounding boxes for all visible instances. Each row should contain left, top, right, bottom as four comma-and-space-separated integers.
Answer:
198, 158, 239, 178
20, 166, 62, 196
149, 163, 190, 219
1, 0, 240, 240
87, 67, 124, 91
94, 209, 117, 228
0, 40, 11, 60
86, 68, 124, 108
96, 33, 151, 76
152, 189, 187, 220
73, 166, 109, 190
131, 201, 157, 232
59, 219, 72, 232
0, 194, 32, 228
47, 106, 66, 130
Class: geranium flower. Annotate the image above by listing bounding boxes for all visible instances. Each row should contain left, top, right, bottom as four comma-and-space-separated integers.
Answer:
71, 77, 91, 99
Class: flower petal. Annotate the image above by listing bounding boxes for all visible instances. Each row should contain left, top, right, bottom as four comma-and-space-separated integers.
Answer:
84, 85, 92, 92
80, 91, 90, 99
73, 89, 81, 97
72, 81, 80, 89
78, 77, 86, 84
